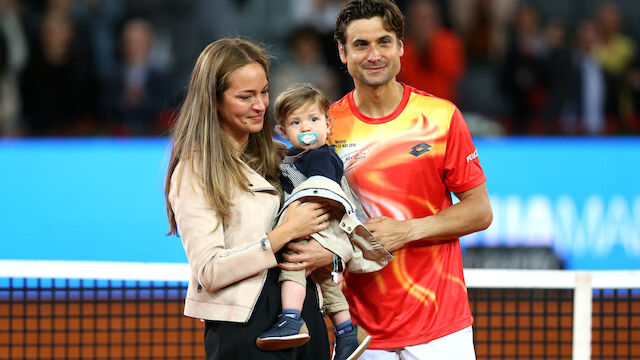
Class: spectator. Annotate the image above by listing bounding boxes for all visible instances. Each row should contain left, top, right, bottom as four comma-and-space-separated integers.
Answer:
499, 3, 546, 134
560, 19, 605, 135
593, 1, 636, 133
20, 11, 97, 135
0, 0, 28, 137
75, 0, 124, 82
105, 18, 170, 135
270, 26, 339, 104
289, 0, 353, 97
195, 0, 293, 58
397, 0, 465, 102
290, 0, 342, 34
539, 20, 573, 133
451, 0, 516, 63
628, 55, 640, 132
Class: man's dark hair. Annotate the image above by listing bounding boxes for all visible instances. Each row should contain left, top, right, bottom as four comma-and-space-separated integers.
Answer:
334, 0, 405, 45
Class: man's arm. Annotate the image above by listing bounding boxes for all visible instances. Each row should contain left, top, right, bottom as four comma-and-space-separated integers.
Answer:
279, 183, 492, 272
366, 183, 492, 252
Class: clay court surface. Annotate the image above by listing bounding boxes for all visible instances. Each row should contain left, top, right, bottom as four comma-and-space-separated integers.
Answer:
2, 287, 638, 359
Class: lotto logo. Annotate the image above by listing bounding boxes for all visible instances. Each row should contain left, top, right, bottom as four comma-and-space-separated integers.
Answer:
410, 143, 432, 157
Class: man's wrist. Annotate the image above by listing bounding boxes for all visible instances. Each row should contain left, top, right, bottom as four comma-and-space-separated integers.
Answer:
407, 217, 428, 243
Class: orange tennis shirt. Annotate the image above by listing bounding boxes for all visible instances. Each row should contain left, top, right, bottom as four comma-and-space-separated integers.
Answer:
327, 84, 486, 348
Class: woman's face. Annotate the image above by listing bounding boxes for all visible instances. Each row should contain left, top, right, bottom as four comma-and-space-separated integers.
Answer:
218, 62, 269, 147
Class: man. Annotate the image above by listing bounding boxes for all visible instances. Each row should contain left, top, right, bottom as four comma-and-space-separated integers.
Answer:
283, 1, 492, 358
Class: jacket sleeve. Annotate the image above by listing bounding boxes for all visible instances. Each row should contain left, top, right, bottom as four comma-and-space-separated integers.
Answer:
169, 165, 278, 292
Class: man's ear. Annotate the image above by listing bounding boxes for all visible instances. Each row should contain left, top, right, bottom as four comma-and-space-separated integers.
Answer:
399, 39, 404, 57
338, 43, 347, 64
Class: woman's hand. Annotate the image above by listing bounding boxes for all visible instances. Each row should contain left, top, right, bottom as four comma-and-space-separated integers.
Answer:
267, 200, 330, 252
283, 200, 331, 238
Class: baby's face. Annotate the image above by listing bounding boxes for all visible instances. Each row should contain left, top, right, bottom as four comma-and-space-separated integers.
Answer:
281, 102, 331, 150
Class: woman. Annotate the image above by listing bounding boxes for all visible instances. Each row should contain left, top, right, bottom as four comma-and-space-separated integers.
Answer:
164, 38, 331, 359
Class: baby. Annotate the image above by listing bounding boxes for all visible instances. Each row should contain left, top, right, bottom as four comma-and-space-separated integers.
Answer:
256, 84, 392, 360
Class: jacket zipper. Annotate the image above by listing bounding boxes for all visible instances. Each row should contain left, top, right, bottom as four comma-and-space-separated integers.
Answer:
218, 241, 261, 258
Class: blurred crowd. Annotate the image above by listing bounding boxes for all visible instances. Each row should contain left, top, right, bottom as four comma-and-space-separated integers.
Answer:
0, 0, 639, 137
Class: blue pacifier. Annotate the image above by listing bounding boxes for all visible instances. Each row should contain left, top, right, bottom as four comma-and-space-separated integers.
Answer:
297, 132, 318, 146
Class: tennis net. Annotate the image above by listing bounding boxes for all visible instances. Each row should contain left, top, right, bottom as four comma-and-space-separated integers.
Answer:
1, 261, 639, 359
466, 269, 640, 360
0, 261, 199, 359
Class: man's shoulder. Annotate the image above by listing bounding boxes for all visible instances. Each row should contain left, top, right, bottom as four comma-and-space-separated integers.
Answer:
402, 86, 460, 125
405, 85, 458, 111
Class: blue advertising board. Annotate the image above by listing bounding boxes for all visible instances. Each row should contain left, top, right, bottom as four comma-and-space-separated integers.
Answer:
463, 138, 640, 269
1, 137, 638, 269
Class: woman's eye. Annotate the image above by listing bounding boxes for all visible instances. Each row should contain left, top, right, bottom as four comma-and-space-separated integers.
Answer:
240, 95, 251, 101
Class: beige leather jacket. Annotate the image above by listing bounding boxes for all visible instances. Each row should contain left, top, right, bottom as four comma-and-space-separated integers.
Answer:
168, 161, 280, 322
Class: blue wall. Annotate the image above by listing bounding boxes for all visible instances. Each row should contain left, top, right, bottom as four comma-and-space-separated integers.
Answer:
463, 137, 640, 269
1, 137, 639, 269
0, 139, 183, 263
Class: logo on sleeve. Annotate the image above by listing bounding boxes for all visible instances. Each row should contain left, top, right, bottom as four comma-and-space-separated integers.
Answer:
466, 150, 478, 163
409, 143, 432, 157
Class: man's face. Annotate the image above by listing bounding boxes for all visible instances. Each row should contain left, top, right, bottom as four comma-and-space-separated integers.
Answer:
338, 16, 404, 88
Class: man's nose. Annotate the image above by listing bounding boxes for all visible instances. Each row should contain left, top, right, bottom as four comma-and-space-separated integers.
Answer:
367, 46, 381, 62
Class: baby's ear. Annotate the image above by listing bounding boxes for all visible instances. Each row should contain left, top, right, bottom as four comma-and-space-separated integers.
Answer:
327, 116, 335, 132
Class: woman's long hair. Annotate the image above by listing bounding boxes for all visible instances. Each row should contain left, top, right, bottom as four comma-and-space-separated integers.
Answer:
165, 39, 283, 234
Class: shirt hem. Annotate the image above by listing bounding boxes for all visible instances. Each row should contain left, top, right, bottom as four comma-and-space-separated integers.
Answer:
447, 175, 486, 194
366, 316, 474, 349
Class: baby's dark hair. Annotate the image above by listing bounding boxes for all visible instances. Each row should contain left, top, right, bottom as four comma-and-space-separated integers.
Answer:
274, 83, 330, 128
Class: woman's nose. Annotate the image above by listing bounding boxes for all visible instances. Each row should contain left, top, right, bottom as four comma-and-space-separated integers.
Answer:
253, 96, 267, 111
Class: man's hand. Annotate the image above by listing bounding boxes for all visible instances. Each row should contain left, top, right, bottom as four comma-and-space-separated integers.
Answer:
365, 216, 415, 252
280, 239, 333, 276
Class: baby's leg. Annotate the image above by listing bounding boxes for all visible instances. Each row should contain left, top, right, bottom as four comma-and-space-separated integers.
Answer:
281, 279, 306, 314
256, 268, 310, 351
330, 309, 352, 330
313, 266, 371, 360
